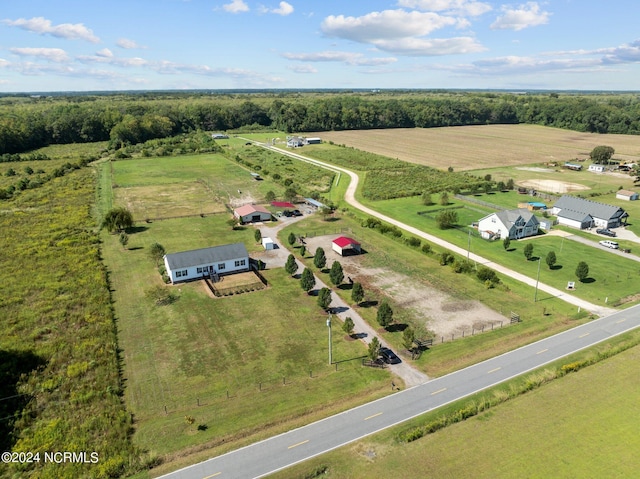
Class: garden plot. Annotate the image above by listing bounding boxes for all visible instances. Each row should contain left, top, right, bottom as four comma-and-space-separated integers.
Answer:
304, 234, 507, 338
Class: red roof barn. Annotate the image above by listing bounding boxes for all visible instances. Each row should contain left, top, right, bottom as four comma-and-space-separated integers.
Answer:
271, 201, 296, 209
332, 236, 361, 256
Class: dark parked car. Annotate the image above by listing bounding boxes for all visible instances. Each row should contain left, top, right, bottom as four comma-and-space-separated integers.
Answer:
596, 228, 616, 237
282, 210, 293, 217
379, 347, 401, 364
291, 209, 302, 216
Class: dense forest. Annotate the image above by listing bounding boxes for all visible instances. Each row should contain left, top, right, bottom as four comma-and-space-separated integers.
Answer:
1, 91, 640, 155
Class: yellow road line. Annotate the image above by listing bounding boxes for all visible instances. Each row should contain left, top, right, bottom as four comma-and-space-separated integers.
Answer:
203, 473, 221, 479
616, 318, 627, 324
537, 348, 548, 354
431, 388, 447, 396
579, 332, 590, 338
288, 440, 309, 450
488, 367, 501, 374
364, 412, 383, 421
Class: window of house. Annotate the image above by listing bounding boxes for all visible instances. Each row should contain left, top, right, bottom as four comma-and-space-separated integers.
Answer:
235, 259, 246, 267
197, 267, 202, 274
218, 263, 225, 270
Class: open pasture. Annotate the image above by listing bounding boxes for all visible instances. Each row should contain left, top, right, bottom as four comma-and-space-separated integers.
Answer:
314, 124, 640, 171
114, 182, 226, 220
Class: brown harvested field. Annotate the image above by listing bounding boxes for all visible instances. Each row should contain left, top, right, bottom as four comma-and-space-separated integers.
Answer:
314, 124, 640, 171
114, 182, 227, 220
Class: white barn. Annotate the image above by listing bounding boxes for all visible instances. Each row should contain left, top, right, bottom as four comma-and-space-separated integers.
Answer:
164, 243, 249, 284
478, 209, 540, 240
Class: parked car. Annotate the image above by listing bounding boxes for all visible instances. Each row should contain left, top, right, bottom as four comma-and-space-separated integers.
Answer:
291, 209, 302, 216
379, 347, 401, 364
596, 228, 617, 237
599, 240, 619, 249
282, 210, 293, 217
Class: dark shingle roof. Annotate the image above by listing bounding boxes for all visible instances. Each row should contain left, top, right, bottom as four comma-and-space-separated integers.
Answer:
494, 208, 538, 227
165, 243, 248, 270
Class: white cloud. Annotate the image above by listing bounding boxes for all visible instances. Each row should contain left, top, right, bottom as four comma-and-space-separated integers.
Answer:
116, 38, 145, 49
397, 0, 492, 17
95, 48, 113, 58
597, 40, 640, 64
269, 1, 294, 16
282, 50, 397, 66
490, 2, 550, 31
322, 10, 457, 42
2, 17, 100, 43
288, 64, 317, 73
223, 0, 249, 13
9, 47, 69, 63
374, 36, 485, 56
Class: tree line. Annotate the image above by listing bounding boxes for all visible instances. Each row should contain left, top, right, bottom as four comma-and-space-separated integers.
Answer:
2, 91, 640, 154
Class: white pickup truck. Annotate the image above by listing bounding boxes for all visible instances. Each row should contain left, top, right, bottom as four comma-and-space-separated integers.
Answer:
599, 240, 619, 249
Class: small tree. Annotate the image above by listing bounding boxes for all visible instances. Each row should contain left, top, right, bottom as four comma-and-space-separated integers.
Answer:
377, 301, 394, 329
402, 327, 415, 351
299, 245, 306, 257
227, 217, 239, 230
284, 187, 297, 202
317, 287, 332, 310
524, 243, 534, 261
118, 232, 129, 249
102, 206, 134, 233
149, 242, 166, 266
351, 282, 364, 305
343, 317, 355, 336
287, 232, 297, 246
313, 247, 326, 269
503, 237, 511, 251
285, 254, 298, 276
546, 251, 557, 269
254, 229, 262, 243
435, 210, 458, 229
440, 191, 449, 206
300, 267, 315, 293
265, 190, 276, 202
576, 261, 589, 282
506, 178, 515, 190
368, 337, 381, 361
421, 191, 433, 206
329, 261, 344, 286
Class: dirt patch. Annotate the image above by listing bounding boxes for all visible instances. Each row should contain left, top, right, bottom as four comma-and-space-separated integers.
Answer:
304, 234, 507, 338
518, 178, 590, 194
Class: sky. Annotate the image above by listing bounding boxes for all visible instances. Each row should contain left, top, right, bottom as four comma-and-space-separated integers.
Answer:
1, 1, 639, 92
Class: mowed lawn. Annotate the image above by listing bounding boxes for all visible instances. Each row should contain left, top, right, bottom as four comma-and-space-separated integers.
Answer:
314, 124, 640, 171
272, 341, 640, 479
102, 213, 391, 466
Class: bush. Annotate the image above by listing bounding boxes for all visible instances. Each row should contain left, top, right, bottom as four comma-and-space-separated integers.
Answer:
452, 259, 472, 274
477, 266, 499, 285
440, 252, 454, 266
421, 243, 432, 254
406, 237, 421, 248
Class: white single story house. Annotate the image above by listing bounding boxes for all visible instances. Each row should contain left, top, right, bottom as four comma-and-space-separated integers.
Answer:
211, 133, 229, 139
287, 136, 304, 148
332, 236, 361, 256
616, 190, 639, 201
478, 208, 540, 240
588, 164, 605, 173
262, 237, 275, 250
552, 195, 628, 229
234, 204, 272, 223
164, 243, 249, 284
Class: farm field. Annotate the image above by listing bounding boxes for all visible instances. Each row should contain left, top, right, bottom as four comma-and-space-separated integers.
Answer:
271, 334, 640, 479
313, 124, 640, 171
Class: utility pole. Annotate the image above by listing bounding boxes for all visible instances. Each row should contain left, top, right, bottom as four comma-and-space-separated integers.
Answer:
534, 257, 541, 302
327, 314, 332, 365
467, 229, 471, 260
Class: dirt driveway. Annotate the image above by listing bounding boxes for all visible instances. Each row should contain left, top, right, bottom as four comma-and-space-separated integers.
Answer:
303, 234, 508, 338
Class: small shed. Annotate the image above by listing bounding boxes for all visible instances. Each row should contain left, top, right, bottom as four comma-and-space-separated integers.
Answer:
332, 236, 361, 256
306, 137, 322, 144
305, 198, 325, 209
588, 164, 605, 173
262, 237, 275, 250
616, 190, 639, 201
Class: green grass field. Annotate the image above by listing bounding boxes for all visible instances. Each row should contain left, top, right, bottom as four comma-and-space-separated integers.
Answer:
271, 335, 640, 479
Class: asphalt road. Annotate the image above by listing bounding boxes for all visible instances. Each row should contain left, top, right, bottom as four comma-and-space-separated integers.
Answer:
159, 303, 640, 479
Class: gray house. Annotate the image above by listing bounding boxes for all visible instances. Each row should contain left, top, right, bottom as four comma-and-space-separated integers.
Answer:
551, 195, 628, 229
478, 208, 540, 240
163, 243, 249, 284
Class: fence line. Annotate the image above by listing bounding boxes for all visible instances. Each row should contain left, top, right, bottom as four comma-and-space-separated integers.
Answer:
135, 210, 227, 223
